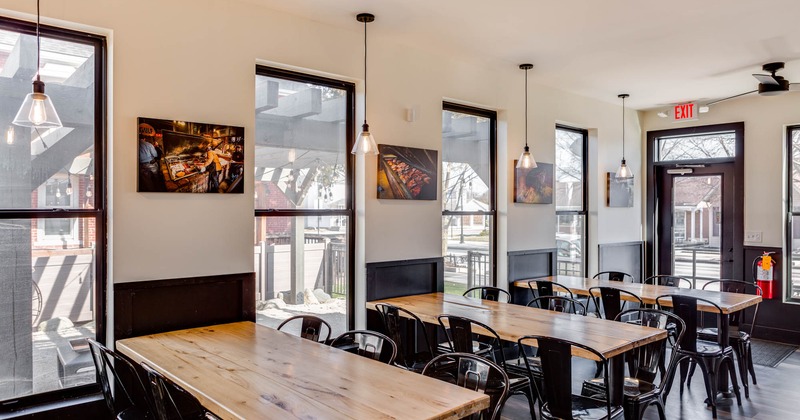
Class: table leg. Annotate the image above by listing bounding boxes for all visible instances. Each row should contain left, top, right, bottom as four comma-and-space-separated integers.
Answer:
717, 313, 734, 400
607, 354, 625, 407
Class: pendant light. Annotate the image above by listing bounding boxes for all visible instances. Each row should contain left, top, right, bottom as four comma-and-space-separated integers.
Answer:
351, 13, 378, 155
13, 0, 62, 129
615, 93, 633, 179
516, 64, 537, 169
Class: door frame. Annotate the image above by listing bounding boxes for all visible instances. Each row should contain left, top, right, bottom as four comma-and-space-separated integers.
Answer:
645, 122, 744, 281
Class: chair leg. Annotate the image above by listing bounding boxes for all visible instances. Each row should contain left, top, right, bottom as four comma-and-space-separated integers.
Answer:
732, 343, 749, 399
678, 358, 691, 396
686, 359, 696, 388
662, 353, 686, 403
724, 356, 742, 406
746, 341, 757, 385
654, 399, 667, 420
521, 382, 538, 420
696, 358, 718, 418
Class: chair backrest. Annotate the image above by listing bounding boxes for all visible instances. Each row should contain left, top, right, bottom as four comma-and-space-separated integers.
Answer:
518, 335, 612, 420
422, 352, 510, 420
437, 315, 505, 365
656, 294, 725, 352
375, 303, 435, 369
593, 270, 634, 283
330, 330, 398, 364
645, 275, 693, 289
463, 286, 511, 303
614, 308, 686, 385
588, 286, 643, 320
526, 296, 586, 315
276, 315, 332, 343
701, 279, 762, 333
87, 339, 151, 417
527, 280, 575, 300
141, 362, 215, 420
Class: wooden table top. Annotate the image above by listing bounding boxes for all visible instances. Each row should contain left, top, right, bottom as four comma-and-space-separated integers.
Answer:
117, 321, 489, 420
513, 275, 762, 314
367, 293, 666, 361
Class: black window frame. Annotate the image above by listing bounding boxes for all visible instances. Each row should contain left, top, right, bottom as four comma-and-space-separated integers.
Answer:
441, 102, 497, 285
554, 124, 589, 277
786, 124, 800, 302
253, 65, 356, 328
0, 17, 107, 410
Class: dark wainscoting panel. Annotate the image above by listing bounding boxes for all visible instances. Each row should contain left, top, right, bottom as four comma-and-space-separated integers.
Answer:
114, 272, 255, 340
598, 241, 644, 283
365, 257, 443, 332
742, 246, 800, 344
507, 249, 558, 305
365, 258, 444, 301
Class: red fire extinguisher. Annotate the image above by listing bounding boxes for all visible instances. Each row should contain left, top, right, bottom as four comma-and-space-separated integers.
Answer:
753, 252, 775, 299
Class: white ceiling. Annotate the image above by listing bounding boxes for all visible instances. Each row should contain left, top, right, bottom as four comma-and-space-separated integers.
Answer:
247, 0, 800, 110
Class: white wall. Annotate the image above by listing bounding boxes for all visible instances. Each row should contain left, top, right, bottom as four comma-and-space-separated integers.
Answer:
640, 92, 800, 248
0, 0, 643, 289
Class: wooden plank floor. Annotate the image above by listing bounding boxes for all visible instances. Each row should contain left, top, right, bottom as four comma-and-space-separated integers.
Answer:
501, 350, 800, 419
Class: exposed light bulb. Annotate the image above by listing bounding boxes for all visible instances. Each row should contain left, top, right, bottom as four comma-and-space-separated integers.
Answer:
616, 159, 632, 179
56, 188, 62, 198
516, 146, 537, 169
85, 187, 93, 198
29, 96, 47, 125
65, 181, 73, 196
352, 123, 378, 155
6, 126, 13, 145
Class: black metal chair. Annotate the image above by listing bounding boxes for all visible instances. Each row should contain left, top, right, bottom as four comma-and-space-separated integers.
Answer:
141, 363, 220, 420
437, 315, 537, 419
330, 330, 398, 364
593, 271, 635, 283
422, 352, 510, 420
526, 295, 587, 315
581, 308, 686, 420
645, 275, 694, 289
589, 286, 644, 321
656, 294, 742, 418
517, 335, 624, 420
375, 303, 436, 372
688, 280, 762, 398
87, 339, 152, 420
463, 286, 511, 303
276, 315, 332, 343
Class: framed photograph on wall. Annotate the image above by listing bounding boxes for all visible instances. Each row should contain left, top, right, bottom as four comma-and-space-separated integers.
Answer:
377, 144, 437, 200
514, 161, 553, 204
137, 117, 245, 193
607, 172, 634, 207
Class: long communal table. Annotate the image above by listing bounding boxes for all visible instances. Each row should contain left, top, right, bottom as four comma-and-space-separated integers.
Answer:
513, 275, 763, 399
367, 292, 667, 406
117, 321, 489, 420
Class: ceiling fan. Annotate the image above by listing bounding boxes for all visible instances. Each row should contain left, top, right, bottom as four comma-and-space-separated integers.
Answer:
706, 61, 797, 106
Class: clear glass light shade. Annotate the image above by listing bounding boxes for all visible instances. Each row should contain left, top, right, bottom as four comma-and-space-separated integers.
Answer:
351, 125, 378, 155
616, 159, 633, 179
13, 92, 62, 128
516, 146, 537, 169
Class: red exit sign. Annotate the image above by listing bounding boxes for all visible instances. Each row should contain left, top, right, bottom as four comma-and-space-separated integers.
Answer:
673, 102, 698, 121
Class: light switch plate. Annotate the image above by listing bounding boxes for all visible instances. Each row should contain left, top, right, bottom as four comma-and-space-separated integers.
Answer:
745, 231, 762, 243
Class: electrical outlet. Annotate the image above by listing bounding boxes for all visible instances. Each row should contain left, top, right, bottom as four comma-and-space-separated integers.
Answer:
745, 231, 762, 243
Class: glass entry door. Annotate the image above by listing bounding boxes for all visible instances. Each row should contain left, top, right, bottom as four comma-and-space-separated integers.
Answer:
656, 164, 736, 286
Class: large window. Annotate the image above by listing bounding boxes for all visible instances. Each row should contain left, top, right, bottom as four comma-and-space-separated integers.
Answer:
787, 126, 800, 300
441, 103, 496, 295
254, 67, 354, 337
555, 125, 587, 276
0, 19, 105, 408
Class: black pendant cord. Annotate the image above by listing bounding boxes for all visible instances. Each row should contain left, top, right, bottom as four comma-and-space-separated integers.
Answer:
621, 96, 625, 160
524, 68, 528, 149
363, 19, 367, 126
36, 0, 41, 82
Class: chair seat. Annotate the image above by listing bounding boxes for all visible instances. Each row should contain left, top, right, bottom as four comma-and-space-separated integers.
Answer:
437, 341, 493, 356
117, 407, 152, 420
582, 376, 657, 399
697, 327, 750, 342
505, 355, 542, 373
542, 394, 624, 420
